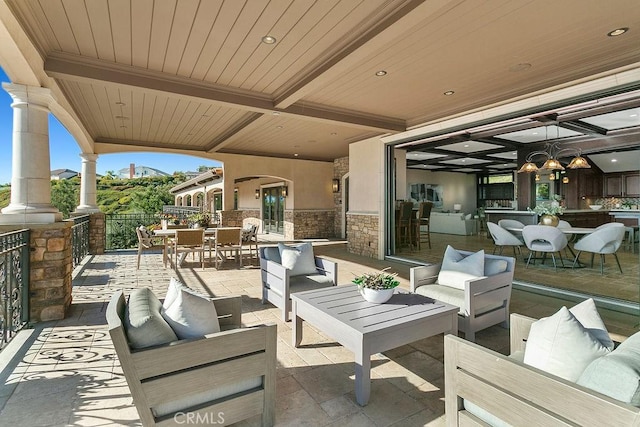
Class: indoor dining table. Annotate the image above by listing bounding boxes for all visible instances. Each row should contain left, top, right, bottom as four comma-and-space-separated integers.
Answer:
153, 227, 243, 267
505, 225, 595, 266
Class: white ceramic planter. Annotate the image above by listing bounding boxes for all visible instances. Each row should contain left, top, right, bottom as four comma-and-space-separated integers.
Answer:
359, 287, 395, 304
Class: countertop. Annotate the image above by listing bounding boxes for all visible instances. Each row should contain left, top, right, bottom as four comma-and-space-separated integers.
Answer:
485, 209, 613, 214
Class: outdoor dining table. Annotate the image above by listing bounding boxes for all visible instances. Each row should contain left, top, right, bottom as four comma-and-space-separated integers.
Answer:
153, 227, 243, 267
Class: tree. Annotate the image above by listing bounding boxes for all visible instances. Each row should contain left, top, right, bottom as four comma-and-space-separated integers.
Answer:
129, 184, 173, 213
51, 178, 79, 218
197, 165, 210, 172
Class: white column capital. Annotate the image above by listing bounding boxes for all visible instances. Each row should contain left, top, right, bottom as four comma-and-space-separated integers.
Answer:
2, 83, 54, 112
79, 153, 98, 163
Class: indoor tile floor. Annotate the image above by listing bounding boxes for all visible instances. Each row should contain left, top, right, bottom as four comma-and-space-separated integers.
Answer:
0, 239, 637, 426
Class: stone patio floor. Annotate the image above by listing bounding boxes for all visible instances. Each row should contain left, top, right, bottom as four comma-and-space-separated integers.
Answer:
0, 240, 637, 426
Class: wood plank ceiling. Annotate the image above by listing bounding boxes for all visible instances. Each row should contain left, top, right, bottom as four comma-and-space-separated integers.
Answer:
4, 0, 640, 164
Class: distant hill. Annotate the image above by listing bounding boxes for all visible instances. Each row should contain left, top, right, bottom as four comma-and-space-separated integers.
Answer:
0, 174, 188, 217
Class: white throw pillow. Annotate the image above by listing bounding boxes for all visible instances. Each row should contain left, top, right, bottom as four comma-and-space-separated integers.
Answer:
484, 258, 508, 276
163, 277, 186, 310
278, 242, 318, 276
523, 306, 610, 381
437, 246, 485, 290
569, 298, 614, 350
162, 287, 220, 340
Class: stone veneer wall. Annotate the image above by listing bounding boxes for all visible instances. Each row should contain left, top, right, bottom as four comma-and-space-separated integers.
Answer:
89, 212, 105, 254
291, 210, 336, 239
29, 222, 73, 321
347, 213, 379, 258
218, 210, 261, 229
333, 156, 349, 238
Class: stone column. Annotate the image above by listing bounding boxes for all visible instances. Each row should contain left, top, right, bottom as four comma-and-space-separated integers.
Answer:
0, 83, 62, 223
76, 153, 100, 212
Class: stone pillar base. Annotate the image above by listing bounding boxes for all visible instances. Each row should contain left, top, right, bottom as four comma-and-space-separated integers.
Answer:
0, 212, 63, 224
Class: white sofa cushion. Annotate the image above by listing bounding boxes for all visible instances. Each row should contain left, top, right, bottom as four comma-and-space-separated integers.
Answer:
438, 246, 485, 290
162, 286, 220, 340
569, 298, 614, 350
278, 242, 317, 276
577, 330, 640, 406
523, 306, 610, 381
125, 287, 178, 349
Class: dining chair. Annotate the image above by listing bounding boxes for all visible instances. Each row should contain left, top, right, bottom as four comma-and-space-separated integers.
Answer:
572, 222, 625, 274
242, 224, 260, 261
522, 225, 568, 270
170, 229, 205, 270
211, 228, 243, 268
135, 226, 165, 269
487, 222, 523, 258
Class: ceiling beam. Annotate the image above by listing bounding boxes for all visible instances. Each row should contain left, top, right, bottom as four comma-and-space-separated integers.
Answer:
273, 0, 461, 108
44, 53, 404, 132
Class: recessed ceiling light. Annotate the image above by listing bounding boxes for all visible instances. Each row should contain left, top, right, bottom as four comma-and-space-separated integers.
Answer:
509, 63, 532, 72
630, 113, 638, 117
115, 115, 129, 120
443, 90, 455, 96
611, 158, 618, 162
607, 27, 629, 37
375, 70, 387, 76
463, 144, 469, 148
294, 153, 299, 157
261, 35, 277, 44
115, 101, 126, 106
276, 125, 283, 129
330, 132, 337, 136
272, 112, 280, 116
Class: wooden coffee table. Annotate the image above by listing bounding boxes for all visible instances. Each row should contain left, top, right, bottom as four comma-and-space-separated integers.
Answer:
291, 285, 458, 406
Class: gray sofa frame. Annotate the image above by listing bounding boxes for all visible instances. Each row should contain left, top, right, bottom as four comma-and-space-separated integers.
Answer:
107, 290, 277, 426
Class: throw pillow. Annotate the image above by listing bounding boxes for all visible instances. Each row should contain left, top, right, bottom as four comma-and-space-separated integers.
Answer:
278, 242, 318, 276
162, 287, 220, 340
523, 306, 610, 381
577, 331, 640, 406
262, 246, 281, 264
437, 246, 485, 290
125, 287, 177, 349
163, 277, 186, 309
569, 298, 614, 350
484, 258, 508, 276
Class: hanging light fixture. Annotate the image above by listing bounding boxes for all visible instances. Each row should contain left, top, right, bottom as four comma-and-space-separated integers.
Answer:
517, 126, 591, 173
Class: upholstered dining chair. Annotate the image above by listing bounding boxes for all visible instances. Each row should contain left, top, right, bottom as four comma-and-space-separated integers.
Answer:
522, 225, 568, 270
572, 222, 626, 274
487, 222, 524, 258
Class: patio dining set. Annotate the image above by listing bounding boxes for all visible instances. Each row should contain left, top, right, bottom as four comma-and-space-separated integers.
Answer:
136, 224, 259, 270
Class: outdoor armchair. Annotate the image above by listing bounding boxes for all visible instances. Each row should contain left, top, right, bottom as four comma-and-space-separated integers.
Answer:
410, 246, 515, 342
260, 244, 337, 322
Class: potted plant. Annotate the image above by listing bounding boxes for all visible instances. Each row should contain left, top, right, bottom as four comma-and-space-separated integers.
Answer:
352, 268, 400, 304
187, 211, 211, 228
529, 194, 565, 226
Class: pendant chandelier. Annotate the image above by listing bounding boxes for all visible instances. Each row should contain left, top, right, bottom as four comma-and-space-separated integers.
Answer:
517, 126, 591, 173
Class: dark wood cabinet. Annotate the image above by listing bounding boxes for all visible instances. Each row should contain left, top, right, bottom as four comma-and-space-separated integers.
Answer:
562, 169, 602, 209
605, 175, 623, 196
624, 173, 640, 196
603, 172, 639, 197
561, 211, 609, 228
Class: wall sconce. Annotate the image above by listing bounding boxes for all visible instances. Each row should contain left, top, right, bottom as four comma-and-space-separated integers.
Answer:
562, 176, 570, 184
281, 186, 288, 197
535, 174, 540, 181
332, 179, 340, 193
549, 173, 556, 181
255, 189, 260, 199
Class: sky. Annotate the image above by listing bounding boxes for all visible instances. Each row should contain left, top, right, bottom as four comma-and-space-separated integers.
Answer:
0, 67, 221, 185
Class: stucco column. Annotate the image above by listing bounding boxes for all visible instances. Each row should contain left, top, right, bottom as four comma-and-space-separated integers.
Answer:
76, 153, 100, 212
0, 83, 62, 223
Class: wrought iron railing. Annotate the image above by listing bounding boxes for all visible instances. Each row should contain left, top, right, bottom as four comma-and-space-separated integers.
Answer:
106, 213, 162, 250
0, 229, 30, 349
69, 215, 90, 268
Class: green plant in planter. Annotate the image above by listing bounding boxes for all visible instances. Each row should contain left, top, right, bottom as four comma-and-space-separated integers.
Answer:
187, 211, 211, 227
352, 268, 400, 290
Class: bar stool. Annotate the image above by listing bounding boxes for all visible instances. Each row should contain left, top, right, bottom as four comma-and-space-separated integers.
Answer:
624, 225, 638, 253
416, 201, 433, 249
396, 201, 415, 249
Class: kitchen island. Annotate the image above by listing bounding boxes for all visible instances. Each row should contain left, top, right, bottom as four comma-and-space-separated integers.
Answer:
486, 209, 611, 228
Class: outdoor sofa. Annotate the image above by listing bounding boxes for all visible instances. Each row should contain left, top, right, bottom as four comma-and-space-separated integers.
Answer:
444, 312, 640, 426
106, 284, 276, 426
